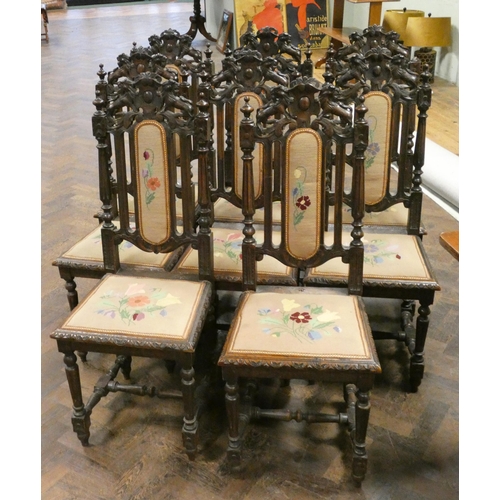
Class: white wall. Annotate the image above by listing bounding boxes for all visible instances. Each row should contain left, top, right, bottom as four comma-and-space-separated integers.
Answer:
341, 0, 459, 85
206, 1, 459, 85
206, 0, 234, 48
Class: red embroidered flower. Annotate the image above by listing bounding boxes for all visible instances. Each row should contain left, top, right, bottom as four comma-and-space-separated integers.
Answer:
127, 295, 150, 307
290, 312, 312, 323
147, 177, 161, 191
295, 196, 311, 211
143, 150, 150, 160
132, 312, 145, 321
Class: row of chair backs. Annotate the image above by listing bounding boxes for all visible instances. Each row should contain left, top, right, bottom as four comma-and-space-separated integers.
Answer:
324, 25, 432, 235
92, 65, 370, 293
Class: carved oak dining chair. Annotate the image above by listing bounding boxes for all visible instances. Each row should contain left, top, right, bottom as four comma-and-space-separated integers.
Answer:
171, 46, 299, 291
217, 80, 381, 484
50, 71, 215, 460
305, 26, 440, 392
52, 49, 200, 311
324, 24, 430, 237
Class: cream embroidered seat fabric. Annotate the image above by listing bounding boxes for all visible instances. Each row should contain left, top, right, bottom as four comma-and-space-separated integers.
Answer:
53, 221, 185, 310
50, 71, 215, 460
217, 79, 380, 484
173, 226, 297, 287
305, 230, 437, 283
304, 227, 440, 392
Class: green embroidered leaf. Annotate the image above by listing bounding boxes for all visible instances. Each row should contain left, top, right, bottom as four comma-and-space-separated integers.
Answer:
260, 317, 289, 327
144, 305, 165, 314
294, 211, 305, 226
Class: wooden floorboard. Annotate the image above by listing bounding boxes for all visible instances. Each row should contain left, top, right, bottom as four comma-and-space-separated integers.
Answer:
41, 3, 459, 499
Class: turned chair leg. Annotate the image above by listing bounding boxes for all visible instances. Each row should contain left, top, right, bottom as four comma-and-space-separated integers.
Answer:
410, 300, 431, 392
351, 386, 371, 484
63, 351, 91, 446
61, 274, 88, 362
63, 276, 79, 310
120, 356, 132, 380
224, 375, 242, 470
180, 357, 198, 460
165, 360, 176, 374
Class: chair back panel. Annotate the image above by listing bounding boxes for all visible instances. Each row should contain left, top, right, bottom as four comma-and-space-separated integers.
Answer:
93, 72, 212, 276
323, 25, 432, 234
285, 128, 322, 260
233, 92, 264, 200
364, 91, 391, 206
134, 120, 172, 245
238, 78, 368, 293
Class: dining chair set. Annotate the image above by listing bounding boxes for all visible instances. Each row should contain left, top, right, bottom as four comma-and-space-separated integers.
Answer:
50, 25, 439, 485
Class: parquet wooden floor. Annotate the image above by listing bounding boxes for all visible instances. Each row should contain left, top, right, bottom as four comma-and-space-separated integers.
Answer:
41, 3, 459, 499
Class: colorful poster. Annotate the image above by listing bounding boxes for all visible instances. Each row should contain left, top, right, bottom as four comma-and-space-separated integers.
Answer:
284, 0, 329, 50
233, 0, 287, 45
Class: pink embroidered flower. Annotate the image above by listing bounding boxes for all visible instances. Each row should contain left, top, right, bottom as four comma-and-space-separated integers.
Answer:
147, 177, 161, 191
295, 196, 311, 211
143, 150, 150, 160
132, 312, 145, 321
290, 312, 312, 323
127, 295, 150, 307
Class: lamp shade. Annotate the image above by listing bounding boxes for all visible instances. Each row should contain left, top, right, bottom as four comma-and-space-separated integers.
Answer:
382, 9, 425, 42
404, 16, 452, 47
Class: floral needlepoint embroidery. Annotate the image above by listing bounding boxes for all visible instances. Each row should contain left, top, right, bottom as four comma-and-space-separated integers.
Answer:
296, 196, 311, 211
141, 148, 161, 207
258, 300, 341, 343
366, 115, 380, 170
96, 282, 180, 326
364, 239, 401, 265
291, 166, 311, 229
290, 312, 312, 323
214, 232, 243, 264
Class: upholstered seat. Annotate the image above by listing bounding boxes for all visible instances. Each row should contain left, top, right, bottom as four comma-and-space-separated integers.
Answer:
220, 288, 377, 363
173, 226, 297, 285
54, 222, 184, 272
305, 230, 438, 285
213, 199, 408, 227
52, 274, 211, 347
343, 203, 409, 227
213, 198, 282, 224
